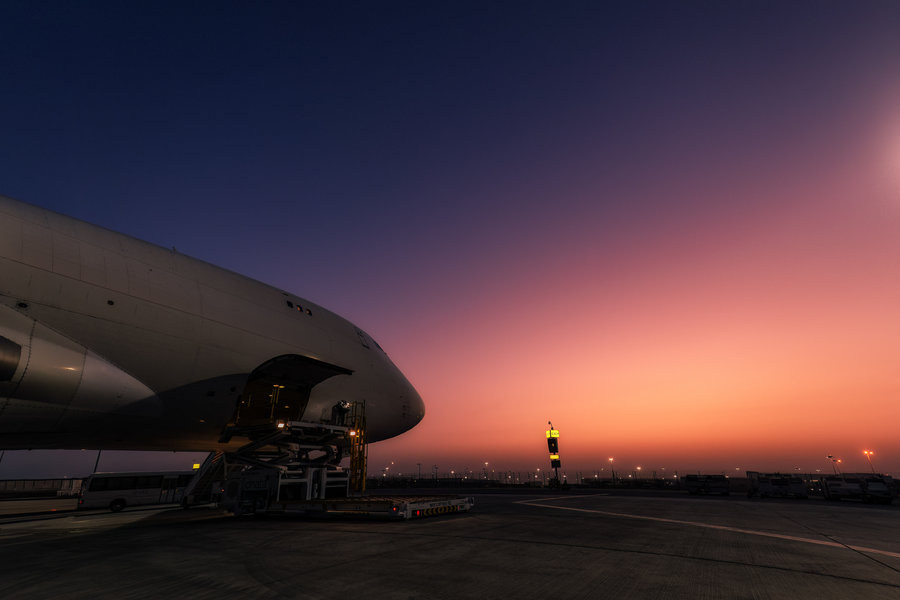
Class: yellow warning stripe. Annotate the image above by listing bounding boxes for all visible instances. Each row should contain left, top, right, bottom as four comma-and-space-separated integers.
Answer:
413, 504, 462, 518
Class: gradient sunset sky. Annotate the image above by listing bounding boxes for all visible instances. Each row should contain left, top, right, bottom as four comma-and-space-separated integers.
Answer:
1, 2, 899, 478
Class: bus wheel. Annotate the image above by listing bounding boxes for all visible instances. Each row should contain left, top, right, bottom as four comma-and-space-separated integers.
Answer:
109, 499, 126, 512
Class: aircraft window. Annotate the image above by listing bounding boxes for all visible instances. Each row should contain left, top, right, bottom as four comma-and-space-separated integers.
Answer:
354, 328, 385, 352
355, 328, 370, 349
286, 300, 311, 316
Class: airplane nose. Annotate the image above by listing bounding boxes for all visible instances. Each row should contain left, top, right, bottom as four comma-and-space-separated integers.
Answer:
407, 382, 425, 426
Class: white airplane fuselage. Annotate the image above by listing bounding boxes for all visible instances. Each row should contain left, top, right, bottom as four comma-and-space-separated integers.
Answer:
0, 196, 424, 451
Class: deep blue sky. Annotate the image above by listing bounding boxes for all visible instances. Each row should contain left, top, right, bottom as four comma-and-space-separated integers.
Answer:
2, 2, 900, 478
3, 1, 893, 313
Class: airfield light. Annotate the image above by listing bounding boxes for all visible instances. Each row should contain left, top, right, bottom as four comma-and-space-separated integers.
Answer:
276, 421, 286, 429
863, 450, 876, 474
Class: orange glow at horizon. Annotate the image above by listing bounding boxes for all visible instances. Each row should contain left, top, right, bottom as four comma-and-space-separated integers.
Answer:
368, 158, 900, 477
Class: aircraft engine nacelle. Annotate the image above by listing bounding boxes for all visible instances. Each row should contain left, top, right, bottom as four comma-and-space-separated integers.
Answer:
0, 304, 157, 434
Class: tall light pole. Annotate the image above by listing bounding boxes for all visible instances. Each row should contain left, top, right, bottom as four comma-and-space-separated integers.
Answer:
863, 450, 876, 474
609, 457, 615, 482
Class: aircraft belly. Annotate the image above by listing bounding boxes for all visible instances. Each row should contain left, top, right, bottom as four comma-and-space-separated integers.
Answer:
0, 398, 69, 434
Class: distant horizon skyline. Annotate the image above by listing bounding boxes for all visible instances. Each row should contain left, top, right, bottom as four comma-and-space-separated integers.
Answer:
1, 445, 894, 481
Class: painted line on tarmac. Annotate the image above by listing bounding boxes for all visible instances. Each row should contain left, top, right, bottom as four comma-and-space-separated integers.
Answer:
517, 498, 900, 560
532, 494, 609, 501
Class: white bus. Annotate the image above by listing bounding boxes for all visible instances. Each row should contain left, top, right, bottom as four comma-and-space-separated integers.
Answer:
78, 471, 195, 512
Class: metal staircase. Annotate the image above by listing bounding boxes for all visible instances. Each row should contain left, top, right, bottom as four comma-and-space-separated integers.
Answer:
349, 401, 367, 494
182, 451, 225, 506
181, 452, 225, 508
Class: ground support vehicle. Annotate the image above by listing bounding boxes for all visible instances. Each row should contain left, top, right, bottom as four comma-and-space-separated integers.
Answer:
684, 474, 730, 495
746, 472, 808, 499
266, 494, 475, 519
79, 471, 194, 511
205, 418, 473, 519
220, 465, 473, 518
862, 476, 894, 504
822, 474, 894, 504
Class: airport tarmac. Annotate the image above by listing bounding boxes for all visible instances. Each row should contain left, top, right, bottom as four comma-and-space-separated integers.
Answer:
1, 490, 899, 599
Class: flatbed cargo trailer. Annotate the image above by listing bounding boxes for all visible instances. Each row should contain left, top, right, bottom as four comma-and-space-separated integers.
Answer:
262, 495, 475, 519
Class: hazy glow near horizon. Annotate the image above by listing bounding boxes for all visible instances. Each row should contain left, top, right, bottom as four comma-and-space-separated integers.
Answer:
0, 3, 899, 478
368, 114, 900, 476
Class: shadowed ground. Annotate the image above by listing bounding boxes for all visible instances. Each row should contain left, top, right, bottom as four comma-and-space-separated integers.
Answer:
1, 490, 898, 599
